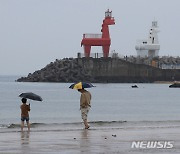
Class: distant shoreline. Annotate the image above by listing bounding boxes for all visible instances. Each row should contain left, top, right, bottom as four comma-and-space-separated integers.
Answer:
0, 75, 176, 84
153, 81, 174, 84
0, 75, 22, 82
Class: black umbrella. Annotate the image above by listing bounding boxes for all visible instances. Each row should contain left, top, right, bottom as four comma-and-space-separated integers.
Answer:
19, 92, 43, 101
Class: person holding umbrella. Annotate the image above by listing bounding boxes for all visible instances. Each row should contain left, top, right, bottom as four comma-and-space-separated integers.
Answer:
19, 92, 43, 131
69, 82, 94, 129
78, 88, 91, 129
20, 98, 30, 132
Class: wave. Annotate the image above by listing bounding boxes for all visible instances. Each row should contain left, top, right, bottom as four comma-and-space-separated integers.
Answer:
0, 123, 48, 129
1, 120, 180, 130
0, 120, 127, 129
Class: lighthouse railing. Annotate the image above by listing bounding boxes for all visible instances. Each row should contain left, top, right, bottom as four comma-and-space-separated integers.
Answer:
83, 34, 102, 38
77, 52, 119, 58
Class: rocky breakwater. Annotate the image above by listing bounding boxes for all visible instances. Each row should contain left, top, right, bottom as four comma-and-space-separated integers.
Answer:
17, 58, 94, 82
17, 57, 180, 83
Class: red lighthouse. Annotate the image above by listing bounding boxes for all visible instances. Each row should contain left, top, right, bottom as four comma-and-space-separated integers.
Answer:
81, 9, 115, 58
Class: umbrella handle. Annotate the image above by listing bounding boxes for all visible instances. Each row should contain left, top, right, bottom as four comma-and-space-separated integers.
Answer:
28, 100, 31, 106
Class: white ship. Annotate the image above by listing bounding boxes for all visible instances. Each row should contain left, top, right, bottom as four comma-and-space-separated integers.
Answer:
135, 21, 160, 57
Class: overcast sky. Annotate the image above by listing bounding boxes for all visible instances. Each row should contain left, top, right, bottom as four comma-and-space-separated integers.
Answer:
0, 0, 180, 75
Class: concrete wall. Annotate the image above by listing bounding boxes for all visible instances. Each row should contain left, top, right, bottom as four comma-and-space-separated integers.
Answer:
77, 58, 180, 83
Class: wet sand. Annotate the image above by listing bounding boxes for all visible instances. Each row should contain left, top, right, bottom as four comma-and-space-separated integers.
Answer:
0, 126, 180, 154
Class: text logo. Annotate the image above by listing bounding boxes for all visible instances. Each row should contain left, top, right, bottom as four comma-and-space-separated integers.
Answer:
131, 141, 174, 149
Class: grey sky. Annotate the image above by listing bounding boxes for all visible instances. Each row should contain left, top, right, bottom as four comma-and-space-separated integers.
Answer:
0, 0, 180, 75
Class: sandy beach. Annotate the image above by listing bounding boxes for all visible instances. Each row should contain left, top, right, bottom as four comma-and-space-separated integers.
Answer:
0, 125, 180, 154
1, 81, 180, 153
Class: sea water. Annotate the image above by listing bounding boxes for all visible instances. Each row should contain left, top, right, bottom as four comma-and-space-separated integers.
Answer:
0, 75, 180, 132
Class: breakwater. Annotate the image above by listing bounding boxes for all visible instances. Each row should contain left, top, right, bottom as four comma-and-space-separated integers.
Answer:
17, 58, 180, 83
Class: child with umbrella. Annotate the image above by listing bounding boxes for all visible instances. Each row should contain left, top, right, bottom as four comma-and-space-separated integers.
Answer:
19, 92, 43, 131
20, 98, 30, 131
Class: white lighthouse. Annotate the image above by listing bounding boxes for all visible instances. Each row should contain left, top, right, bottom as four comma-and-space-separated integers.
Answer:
135, 21, 160, 57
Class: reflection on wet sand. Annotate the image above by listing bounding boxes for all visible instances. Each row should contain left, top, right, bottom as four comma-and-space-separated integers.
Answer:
80, 129, 92, 153
21, 131, 30, 145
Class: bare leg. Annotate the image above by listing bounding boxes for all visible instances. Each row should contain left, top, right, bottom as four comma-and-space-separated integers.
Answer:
26, 121, 30, 132
21, 121, 24, 132
81, 108, 90, 129
83, 119, 89, 129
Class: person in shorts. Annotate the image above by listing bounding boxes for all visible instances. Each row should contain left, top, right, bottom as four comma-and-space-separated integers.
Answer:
78, 88, 91, 129
20, 98, 30, 131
